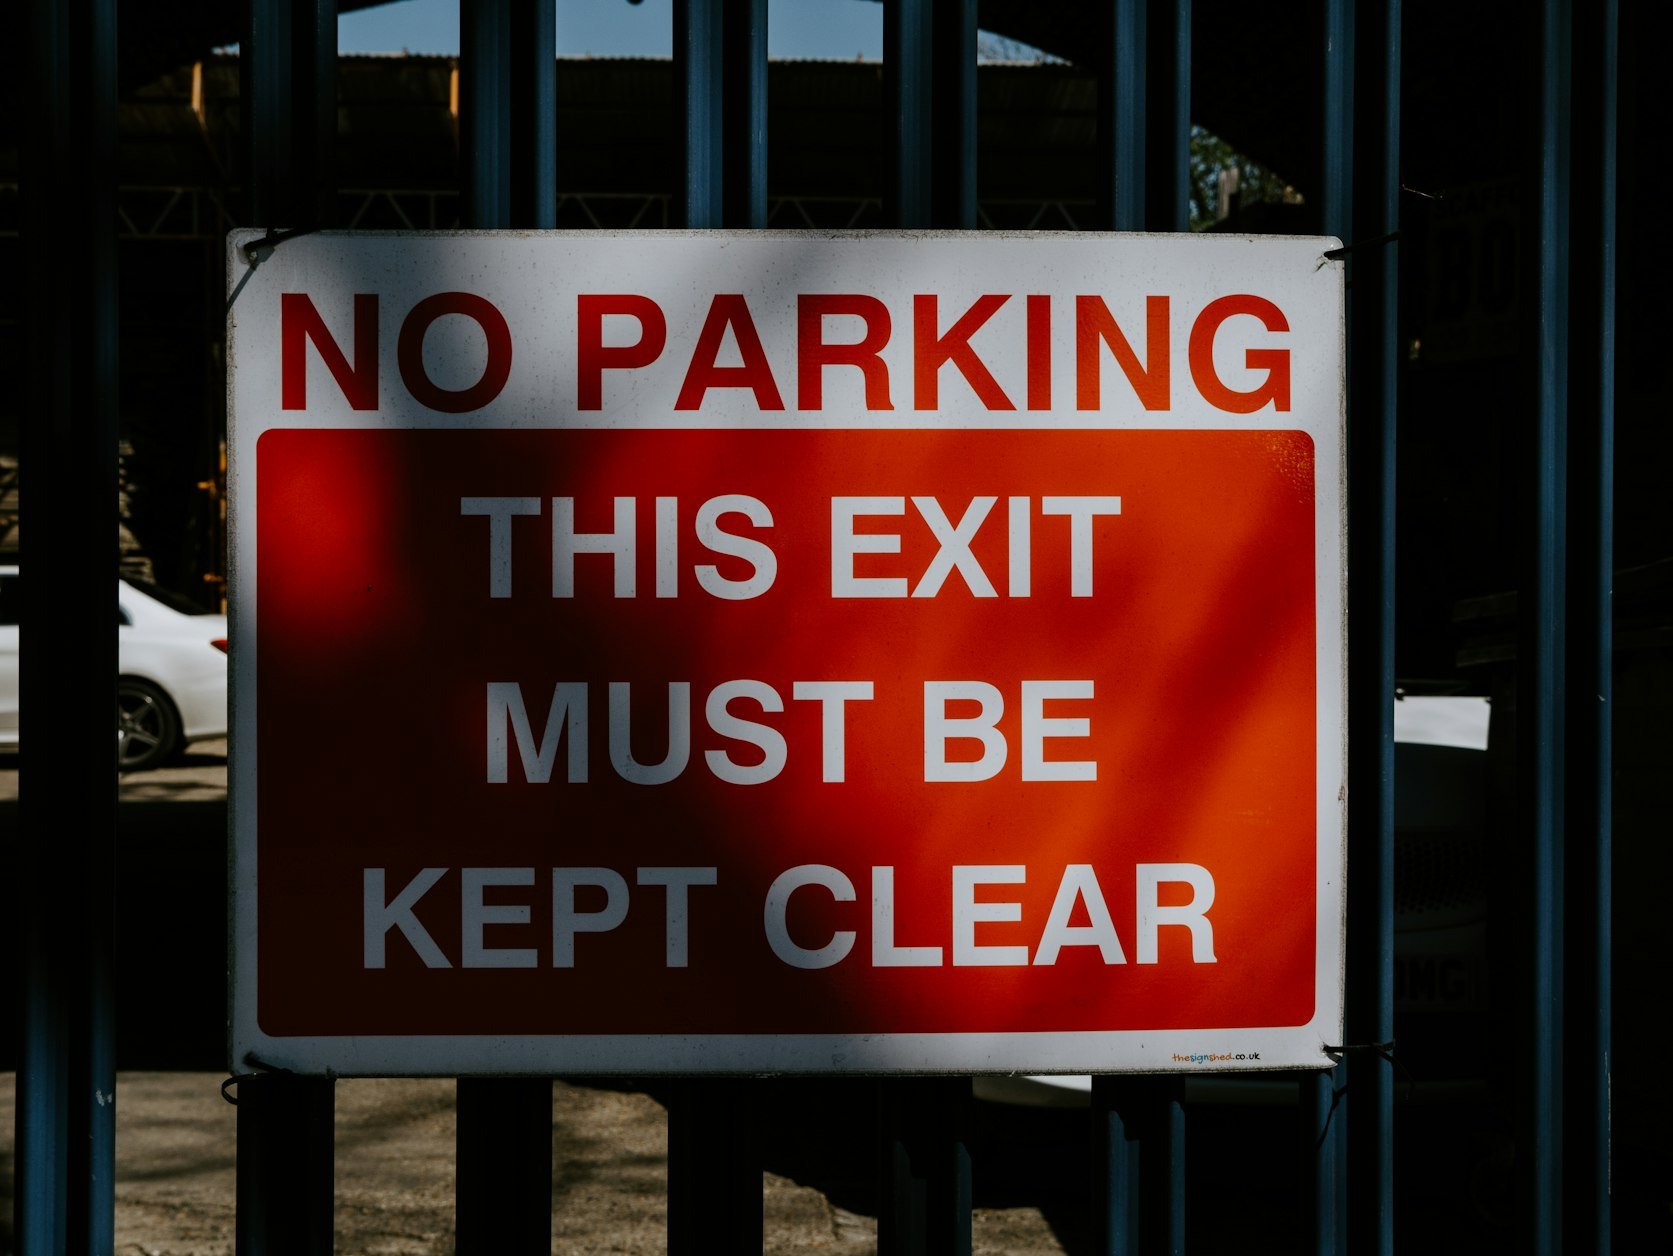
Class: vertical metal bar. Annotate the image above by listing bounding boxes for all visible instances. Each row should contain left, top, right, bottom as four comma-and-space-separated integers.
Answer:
454, 8, 559, 1250
508, 0, 557, 228
461, 0, 513, 229
1564, 1, 1615, 1250
243, 0, 335, 226
669, 5, 764, 1242
1320, 0, 1354, 234
244, 0, 294, 224
675, 0, 725, 228
235, 8, 341, 1248
1093, 3, 1193, 1240
881, 7, 970, 1234
294, 0, 338, 228
1301, 1070, 1340, 1256
667, 1079, 764, 1253
455, 1077, 554, 1254
1336, 1067, 1350, 1256
1316, 1, 1362, 1249
881, 1082, 927, 1256
235, 1076, 335, 1256
1519, 1, 1571, 1251
930, 0, 977, 228
1144, 0, 1191, 231
1089, 1077, 1139, 1255
1092, 1078, 1184, 1254
879, 1078, 973, 1256
885, 0, 934, 228
1342, 0, 1400, 1253
1096, 0, 1147, 231
1138, 1079, 1186, 1255
722, 0, 768, 228
17, 1, 117, 1250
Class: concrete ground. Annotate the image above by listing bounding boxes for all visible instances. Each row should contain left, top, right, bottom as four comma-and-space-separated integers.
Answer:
0, 743, 1071, 1255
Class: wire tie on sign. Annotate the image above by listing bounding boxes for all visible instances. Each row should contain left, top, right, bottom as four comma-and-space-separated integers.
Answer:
1318, 231, 1399, 269
220, 1054, 309, 1104
1324, 1038, 1397, 1066
1310, 1042, 1399, 1147
228, 226, 321, 314
241, 225, 321, 268
1325, 1038, 1418, 1105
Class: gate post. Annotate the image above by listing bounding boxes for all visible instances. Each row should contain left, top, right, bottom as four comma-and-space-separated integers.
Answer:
235, 9, 342, 1249
451, 7, 561, 1252
236, 1075, 335, 1256
16, 0, 119, 1251
1562, 1, 1617, 1250
667, 1079, 764, 1254
879, 1078, 972, 1256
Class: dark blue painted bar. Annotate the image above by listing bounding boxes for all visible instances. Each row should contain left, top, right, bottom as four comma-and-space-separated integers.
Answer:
454, 7, 560, 1249
667, 1079, 764, 1253
1090, 1078, 1139, 1254
243, 0, 294, 223
672, 23, 767, 1222
885, 0, 934, 228
454, 1077, 554, 1254
1145, 0, 1191, 231
880, 9, 971, 1244
1520, 1, 1571, 1251
1320, 0, 1354, 232
930, 0, 977, 228
462, 0, 561, 229
509, 0, 557, 228
1092, 5, 1192, 1241
236, 7, 341, 1247
1140, 1080, 1186, 1255
1343, 0, 1400, 1253
1097, 0, 1147, 231
235, 1076, 335, 1256
299, 0, 338, 227
722, 0, 768, 227
879, 1078, 973, 1256
1093, 1077, 1184, 1254
17, 1, 118, 1252
243, 0, 337, 226
1302, 1069, 1339, 1255
675, 0, 725, 228
460, 0, 514, 228
1317, 0, 1357, 1246
1565, 0, 1613, 1250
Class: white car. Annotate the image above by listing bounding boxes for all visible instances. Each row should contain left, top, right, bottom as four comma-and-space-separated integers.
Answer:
0, 566, 229, 772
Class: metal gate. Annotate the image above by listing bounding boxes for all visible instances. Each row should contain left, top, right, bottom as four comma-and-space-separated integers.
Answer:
11, 0, 1621, 1253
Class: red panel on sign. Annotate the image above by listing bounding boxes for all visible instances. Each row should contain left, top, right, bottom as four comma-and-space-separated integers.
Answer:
254, 427, 1316, 1038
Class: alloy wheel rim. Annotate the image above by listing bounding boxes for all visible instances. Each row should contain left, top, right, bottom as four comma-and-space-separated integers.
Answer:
118, 689, 165, 767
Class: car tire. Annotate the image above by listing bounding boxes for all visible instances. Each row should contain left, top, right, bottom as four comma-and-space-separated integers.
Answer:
118, 677, 181, 772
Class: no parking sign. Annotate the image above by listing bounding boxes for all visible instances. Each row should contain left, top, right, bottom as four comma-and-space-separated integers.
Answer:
228, 230, 1345, 1074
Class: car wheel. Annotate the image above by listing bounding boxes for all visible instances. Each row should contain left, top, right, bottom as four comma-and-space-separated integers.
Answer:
118, 678, 180, 772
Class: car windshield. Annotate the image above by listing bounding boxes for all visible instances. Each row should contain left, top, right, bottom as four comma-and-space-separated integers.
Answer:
125, 576, 216, 616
